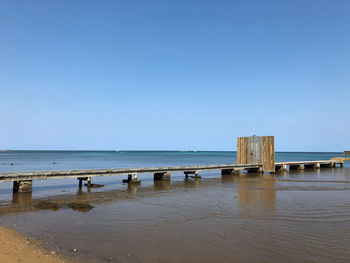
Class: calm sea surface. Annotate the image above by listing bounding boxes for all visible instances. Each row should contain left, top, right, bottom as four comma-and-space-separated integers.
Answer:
0, 151, 349, 263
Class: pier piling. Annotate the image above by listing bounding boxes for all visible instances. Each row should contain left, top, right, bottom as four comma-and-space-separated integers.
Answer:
123, 173, 141, 184
304, 164, 315, 169
184, 171, 201, 179
246, 167, 264, 173
221, 169, 239, 175
154, 172, 171, 181
289, 164, 304, 170
275, 164, 287, 172
13, 180, 32, 193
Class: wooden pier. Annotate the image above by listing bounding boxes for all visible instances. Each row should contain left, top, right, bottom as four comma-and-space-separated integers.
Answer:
0, 159, 344, 193
0, 136, 347, 193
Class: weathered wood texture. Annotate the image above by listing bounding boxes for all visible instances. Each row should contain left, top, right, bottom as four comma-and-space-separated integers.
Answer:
0, 163, 260, 182
248, 136, 262, 164
236, 137, 248, 164
13, 180, 32, 193
237, 135, 275, 172
262, 136, 275, 172
0, 159, 343, 183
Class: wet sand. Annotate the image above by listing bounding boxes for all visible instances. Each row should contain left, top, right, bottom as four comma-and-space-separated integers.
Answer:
0, 226, 68, 263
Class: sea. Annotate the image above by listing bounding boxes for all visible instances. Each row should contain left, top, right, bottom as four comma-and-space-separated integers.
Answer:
0, 151, 349, 263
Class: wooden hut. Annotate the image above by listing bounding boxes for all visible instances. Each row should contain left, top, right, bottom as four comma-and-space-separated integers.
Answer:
236, 135, 275, 172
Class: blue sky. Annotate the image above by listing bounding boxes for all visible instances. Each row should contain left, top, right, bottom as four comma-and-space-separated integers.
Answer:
1, 0, 349, 151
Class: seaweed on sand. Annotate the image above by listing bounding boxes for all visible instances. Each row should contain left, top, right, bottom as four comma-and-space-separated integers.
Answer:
67, 202, 94, 212
35, 200, 62, 211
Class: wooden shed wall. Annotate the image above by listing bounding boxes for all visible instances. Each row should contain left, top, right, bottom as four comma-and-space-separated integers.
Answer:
236, 135, 275, 172
248, 136, 263, 165
236, 137, 248, 164
262, 136, 275, 172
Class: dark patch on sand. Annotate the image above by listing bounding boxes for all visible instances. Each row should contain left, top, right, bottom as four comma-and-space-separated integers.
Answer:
67, 202, 93, 212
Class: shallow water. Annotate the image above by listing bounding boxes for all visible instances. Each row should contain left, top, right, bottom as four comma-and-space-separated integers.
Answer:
0, 152, 349, 262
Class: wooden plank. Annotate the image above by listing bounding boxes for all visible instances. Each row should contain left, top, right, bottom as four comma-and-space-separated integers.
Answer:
0, 163, 261, 182
248, 135, 262, 165
262, 136, 275, 172
236, 137, 248, 164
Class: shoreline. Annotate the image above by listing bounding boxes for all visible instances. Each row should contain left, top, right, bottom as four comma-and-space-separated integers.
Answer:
0, 226, 71, 263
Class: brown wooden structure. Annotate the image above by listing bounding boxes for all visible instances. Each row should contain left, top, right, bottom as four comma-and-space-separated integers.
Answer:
237, 135, 275, 172
1, 134, 348, 194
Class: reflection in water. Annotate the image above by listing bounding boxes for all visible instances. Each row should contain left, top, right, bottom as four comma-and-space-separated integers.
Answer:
2, 177, 206, 215
12, 192, 32, 207
238, 174, 276, 213
153, 181, 171, 191
127, 184, 139, 194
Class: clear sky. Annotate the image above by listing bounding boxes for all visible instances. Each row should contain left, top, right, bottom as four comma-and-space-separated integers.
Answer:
1, 0, 349, 151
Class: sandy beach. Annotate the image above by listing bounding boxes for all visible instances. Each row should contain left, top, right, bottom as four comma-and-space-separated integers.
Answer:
0, 226, 68, 263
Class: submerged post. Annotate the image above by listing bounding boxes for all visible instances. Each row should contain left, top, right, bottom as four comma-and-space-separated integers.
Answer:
123, 173, 141, 184
184, 171, 201, 179
275, 164, 287, 172
78, 178, 83, 188
154, 172, 171, 181
289, 164, 304, 170
221, 169, 239, 175
87, 177, 92, 186
13, 180, 32, 193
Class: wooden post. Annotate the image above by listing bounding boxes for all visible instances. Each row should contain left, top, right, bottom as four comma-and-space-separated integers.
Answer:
123, 173, 141, 184
246, 167, 261, 173
154, 172, 171, 181
13, 180, 32, 193
87, 177, 92, 187
289, 164, 304, 170
221, 169, 239, 175
275, 164, 287, 172
184, 171, 201, 179
304, 164, 315, 169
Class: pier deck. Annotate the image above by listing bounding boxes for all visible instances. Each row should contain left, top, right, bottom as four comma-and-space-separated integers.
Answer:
0, 159, 344, 183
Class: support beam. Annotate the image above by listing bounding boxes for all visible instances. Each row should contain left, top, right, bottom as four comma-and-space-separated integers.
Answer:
275, 164, 287, 172
221, 169, 239, 175
13, 180, 32, 193
78, 178, 83, 188
246, 167, 263, 173
304, 164, 315, 169
289, 164, 304, 170
184, 171, 201, 179
77, 177, 104, 188
154, 172, 171, 181
87, 177, 92, 187
123, 173, 141, 184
